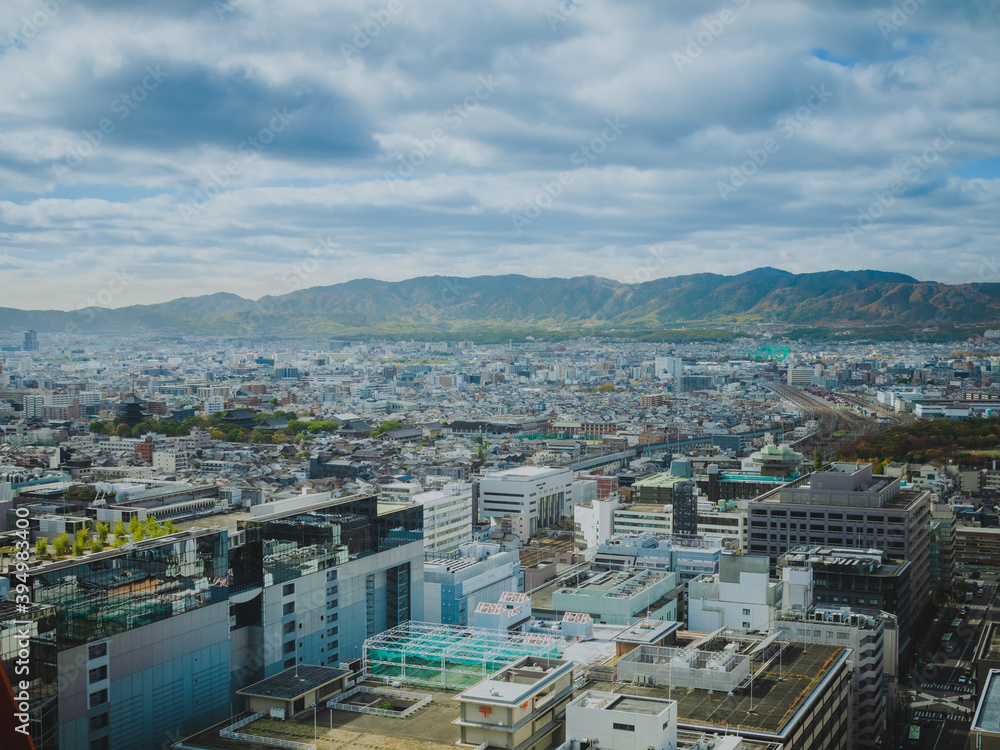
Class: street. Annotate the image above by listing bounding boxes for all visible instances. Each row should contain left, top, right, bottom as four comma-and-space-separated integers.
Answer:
904, 574, 998, 748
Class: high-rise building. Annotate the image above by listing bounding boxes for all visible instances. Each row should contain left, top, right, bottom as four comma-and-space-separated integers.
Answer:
2, 491, 424, 750
748, 462, 931, 661
23, 330, 38, 351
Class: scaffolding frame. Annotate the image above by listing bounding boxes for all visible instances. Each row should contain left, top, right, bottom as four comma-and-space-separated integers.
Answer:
363, 621, 561, 689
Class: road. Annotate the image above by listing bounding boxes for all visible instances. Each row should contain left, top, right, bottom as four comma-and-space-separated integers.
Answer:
905, 576, 997, 748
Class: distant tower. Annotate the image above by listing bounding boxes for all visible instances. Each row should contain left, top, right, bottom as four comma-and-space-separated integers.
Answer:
119, 394, 147, 428
23, 330, 38, 351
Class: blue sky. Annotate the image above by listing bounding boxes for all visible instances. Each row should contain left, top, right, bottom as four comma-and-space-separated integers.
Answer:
1, 0, 998, 310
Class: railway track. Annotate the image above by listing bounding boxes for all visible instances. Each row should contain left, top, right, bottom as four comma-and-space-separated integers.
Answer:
765, 383, 895, 460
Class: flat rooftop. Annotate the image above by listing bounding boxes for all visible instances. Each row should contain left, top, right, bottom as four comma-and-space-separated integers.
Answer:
182, 684, 462, 750
239, 665, 350, 700
973, 669, 1000, 735
592, 643, 845, 737
615, 618, 680, 645
608, 695, 672, 715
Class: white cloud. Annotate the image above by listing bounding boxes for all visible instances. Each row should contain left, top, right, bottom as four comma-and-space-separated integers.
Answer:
0, 0, 998, 309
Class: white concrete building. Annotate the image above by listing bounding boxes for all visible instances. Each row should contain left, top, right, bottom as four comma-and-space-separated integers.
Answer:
412, 482, 474, 553
378, 480, 423, 503
566, 691, 678, 750
687, 554, 780, 632
573, 494, 619, 550
479, 466, 572, 539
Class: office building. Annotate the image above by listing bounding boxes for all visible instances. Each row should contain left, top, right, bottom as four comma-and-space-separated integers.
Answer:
479, 466, 571, 539
550, 568, 678, 625
411, 482, 474, 553
688, 554, 780, 633
594, 532, 725, 582
748, 463, 931, 644
423, 542, 523, 625
23, 330, 38, 351
3, 490, 424, 750
607, 633, 852, 750
778, 546, 912, 662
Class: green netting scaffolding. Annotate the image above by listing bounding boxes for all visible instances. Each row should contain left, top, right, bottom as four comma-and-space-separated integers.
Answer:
363, 621, 562, 690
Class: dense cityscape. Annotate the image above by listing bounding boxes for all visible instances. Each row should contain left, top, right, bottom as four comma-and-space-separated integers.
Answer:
3, 0, 999, 748
2, 328, 1000, 749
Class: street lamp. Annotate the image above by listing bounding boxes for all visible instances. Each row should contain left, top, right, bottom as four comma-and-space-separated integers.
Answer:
312, 702, 317, 741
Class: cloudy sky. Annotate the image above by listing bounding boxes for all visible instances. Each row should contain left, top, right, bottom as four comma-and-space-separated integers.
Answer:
1, 0, 998, 310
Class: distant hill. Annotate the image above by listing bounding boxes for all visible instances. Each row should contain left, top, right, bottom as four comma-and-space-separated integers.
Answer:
3, 268, 999, 337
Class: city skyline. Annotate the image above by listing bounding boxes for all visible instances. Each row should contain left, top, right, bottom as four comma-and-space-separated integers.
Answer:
1, 0, 998, 309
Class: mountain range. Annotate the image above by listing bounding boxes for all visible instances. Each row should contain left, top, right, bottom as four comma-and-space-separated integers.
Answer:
3, 268, 999, 338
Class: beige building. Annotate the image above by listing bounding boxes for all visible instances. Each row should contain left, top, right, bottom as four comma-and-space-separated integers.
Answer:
455, 656, 575, 750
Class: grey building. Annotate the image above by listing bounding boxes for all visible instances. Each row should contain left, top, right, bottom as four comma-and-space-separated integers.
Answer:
748, 462, 930, 659
2, 491, 425, 750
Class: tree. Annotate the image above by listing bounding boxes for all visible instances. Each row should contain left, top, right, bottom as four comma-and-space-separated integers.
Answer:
96, 522, 109, 544
294, 432, 309, 443
76, 529, 88, 548
65, 485, 98, 504
90, 538, 104, 553
210, 428, 227, 441
115, 424, 132, 438
371, 420, 402, 438
88, 421, 106, 434
250, 429, 271, 444
163, 519, 177, 535
595, 383, 616, 393
113, 520, 126, 539
287, 420, 310, 434
53, 533, 71, 556
129, 517, 140, 538
145, 516, 158, 536
35, 538, 48, 557
226, 428, 247, 443
71, 541, 85, 556
813, 449, 823, 471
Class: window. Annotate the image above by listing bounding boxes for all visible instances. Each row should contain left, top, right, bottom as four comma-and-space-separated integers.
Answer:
283, 621, 295, 635
613, 723, 635, 732
742, 621, 751, 629
89, 689, 108, 708
283, 602, 295, 616
283, 583, 295, 596
742, 608, 751, 616
284, 657, 296, 669
89, 713, 109, 732
88, 665, 107, 684
88, 643, 107, 660
90, 739, 109, 750
283, 641, 295, 654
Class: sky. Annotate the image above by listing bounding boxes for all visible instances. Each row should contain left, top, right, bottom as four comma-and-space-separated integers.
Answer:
1, 0, 999, 311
